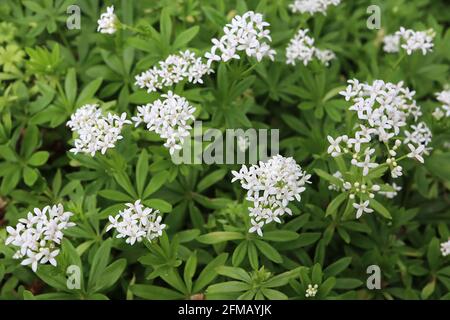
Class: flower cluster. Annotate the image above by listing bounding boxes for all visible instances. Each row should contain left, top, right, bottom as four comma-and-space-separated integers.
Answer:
97, 6, 118, 34
231, 155, 310, 236
205, 11, 276, 65
67, 104, 131, 156
325, 80, 432, 218
135, 50, 213, 93
441, 240, 450, 257
5, 204, 75, 272
286, 29, 335, 66
107, 200, 166, 245
383, 27, 435, 55
433, 89, 450, 120
289, 0, 341, 15
305, 284, 319, 298
132, 91, 195, 155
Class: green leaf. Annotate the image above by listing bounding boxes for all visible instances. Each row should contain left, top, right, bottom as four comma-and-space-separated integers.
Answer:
130, 284, 184, 300
197, 232, 244, 244
88, 239, 112, 291
65, 68, 77, 105
196, 169, 227, 192
136, 149, 149, 196
98, 189, 132, 202
143, 199, 172, 212
173, 26, 199, 49
254, 240, 283, 263
369, 199, 392, 219
160, 8, 172, 45
23, 166, 38, 186
94, 259, 127, 292
143, 171, 169, 198
216, 266, 251, 282
263, 230, 299, 242
193, 253, 228, 293
324, 257, 352, 277
28, 151, 49, 166
326, 193, 347, 217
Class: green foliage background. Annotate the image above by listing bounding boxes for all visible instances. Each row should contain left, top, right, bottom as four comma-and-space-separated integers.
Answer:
0, 0, 449, 300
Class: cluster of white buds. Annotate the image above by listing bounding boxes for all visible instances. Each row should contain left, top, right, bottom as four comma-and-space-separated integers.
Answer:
289, 0, 341, 15
205, 11, 276, 65
5, 204, 75, 272
432, 89, 450, 120
97, 6, 118, 34
107, 200, 166, 245
331, 79, 432, 175
231, 155, 311, 237
286, 29, 335, 66
135, 50, 213, 93
67, 104, 131, 156
383, 27, 435, 55
132, 91, 195, 155
441, 239, 450, 257
305, 284, 319, 298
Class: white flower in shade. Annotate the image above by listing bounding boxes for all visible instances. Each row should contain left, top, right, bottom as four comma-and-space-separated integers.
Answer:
353, 200, 373, 219
132, 91, 196, 155
441, 240, 450, 257
314, 48, 336, 66
383, 27, 435, 55
232, 155, 310, 236
379, 183, 402, 199
107, 200, 166, 245
97, 6, 117, 34
305, 284, 319, 298
286, 29, 335, 66
5, 204, 75, 272
433, 89, 450, 119
407, 143, 425, 163
135, 50, 213, 93
67, 104, 131, 156
205, 11, 276, 65
383, 34, 400, 53
289, 0, 341, 15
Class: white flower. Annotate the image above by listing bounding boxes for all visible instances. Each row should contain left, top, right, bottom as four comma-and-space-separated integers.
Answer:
205, 11, 276, 65
97, 6, 117, 34
67, 104, 131, 156
249, 219, 264, 237
289, 0, 341, 15
353, 200, 373, 219
107, 200, 166, 245
285, 29, 335, 66
5, 204, 75, 272
356, 154, 378, 176
132, 91, 195, 155
384, 27, 435, 55
232, 155, 310, 236
305, 284, 319, 298
135, 50, 213, 93
407, 143, 425, 163
441, 240, 450, 257
327, 135, 342, 157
